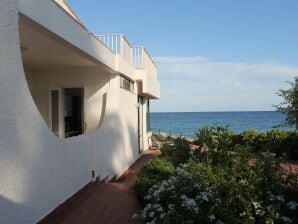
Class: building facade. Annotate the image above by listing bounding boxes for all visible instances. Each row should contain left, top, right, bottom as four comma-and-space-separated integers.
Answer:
0, 0, 160, 223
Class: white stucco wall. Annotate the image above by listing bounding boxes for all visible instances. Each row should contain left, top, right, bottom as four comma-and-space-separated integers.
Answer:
25, 67, 111, 134
136, 69, 160, 99
0, 1, 141, 223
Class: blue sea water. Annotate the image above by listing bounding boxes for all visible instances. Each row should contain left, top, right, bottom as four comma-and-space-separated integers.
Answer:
150, 111, 290, 138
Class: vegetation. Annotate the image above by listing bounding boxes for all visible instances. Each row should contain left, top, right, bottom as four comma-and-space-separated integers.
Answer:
160, 137, 191, 163
231, 128, 298, 160
194, 126, 298, 160
134, 156, 178, 205
274, 76, 298, 130
195, 125, 234, 151
140, 151, 297, 224
134, 125, 298, 224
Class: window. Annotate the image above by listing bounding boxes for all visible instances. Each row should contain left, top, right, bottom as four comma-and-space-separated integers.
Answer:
120, 75, 134, 92
49, 88, 84, 139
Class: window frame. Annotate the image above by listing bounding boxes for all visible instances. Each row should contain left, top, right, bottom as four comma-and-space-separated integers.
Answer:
120, 75, 134, 92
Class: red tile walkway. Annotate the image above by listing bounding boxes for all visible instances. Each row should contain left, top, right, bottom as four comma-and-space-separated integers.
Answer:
57, 150, 160, 224
282, 160, 298, 174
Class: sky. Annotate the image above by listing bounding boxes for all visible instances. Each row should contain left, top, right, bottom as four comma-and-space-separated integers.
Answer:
68, 0, 298, 112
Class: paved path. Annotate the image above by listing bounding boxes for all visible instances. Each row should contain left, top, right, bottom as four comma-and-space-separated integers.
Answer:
57, 150, 160, 224
282, 160, 298, 174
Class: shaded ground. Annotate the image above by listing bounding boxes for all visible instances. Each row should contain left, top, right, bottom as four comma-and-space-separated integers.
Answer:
40, 147, 297, 224
52, 150, 160, 224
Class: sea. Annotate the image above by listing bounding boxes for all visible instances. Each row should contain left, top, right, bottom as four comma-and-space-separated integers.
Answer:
150, 111, 290, 138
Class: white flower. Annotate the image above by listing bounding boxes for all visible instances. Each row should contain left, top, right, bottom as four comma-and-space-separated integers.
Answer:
132, 213, 139, 220
280, 216, 292, 224
149, 211, 155, 218
215, 198, 221, 206
240, 212, 246, 217
255, 209, 265, 216
208, 214, 216, 222
276, 196, 285, 203
252, 201, 261, 209
144, 195, 152, 200
235, 194, 241, 199
197, 191, 209, 201
269, 194, 275, 201
168, 204, 174, 210
181, 194, 198, 213
287, 201, 298, 210
160, 213, 166, 219
249, 216, 255, 221
261, 151, 276, 158
215, 221, 224, 224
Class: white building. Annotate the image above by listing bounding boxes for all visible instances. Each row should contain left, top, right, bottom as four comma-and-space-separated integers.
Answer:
0, 0, 160, 223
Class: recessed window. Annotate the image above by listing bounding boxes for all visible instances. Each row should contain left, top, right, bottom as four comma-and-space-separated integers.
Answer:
49, 88, 84, 138
120, 75, 134, 92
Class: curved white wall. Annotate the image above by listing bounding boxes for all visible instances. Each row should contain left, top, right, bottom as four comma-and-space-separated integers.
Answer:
25, 67, 111, 134
0, 1, 140, 223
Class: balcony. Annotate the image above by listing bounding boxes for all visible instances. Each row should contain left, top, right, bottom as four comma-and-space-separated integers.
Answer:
96, 34, 160, 99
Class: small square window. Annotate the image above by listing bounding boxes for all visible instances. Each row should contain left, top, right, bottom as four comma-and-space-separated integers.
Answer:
120, 75, 134, 92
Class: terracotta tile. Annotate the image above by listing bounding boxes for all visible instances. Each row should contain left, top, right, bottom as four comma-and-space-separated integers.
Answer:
39, 150, 160, 224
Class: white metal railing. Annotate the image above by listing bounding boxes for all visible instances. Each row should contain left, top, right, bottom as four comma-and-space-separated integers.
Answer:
96, 34, 132, 65
96, 34, 157, 76
133, 46, 157, 76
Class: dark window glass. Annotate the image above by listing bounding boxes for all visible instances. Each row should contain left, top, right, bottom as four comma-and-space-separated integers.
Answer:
51, 90, 59, 137
120, 75, 134, 92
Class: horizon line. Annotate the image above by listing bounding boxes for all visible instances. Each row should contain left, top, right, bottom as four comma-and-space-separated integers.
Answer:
151, 110, 277, 113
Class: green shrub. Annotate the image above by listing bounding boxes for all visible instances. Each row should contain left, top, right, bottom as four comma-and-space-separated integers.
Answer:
275, 132, 298, 160
195, 125, 234, 151
195, 126, 213, 148
259, 129, 288, 152
134, 157, 178, 205
231, 133, 244, 146
160, 143, 175, 156
174, 137, 192, 162
160, 137, 191, 163
237, 129, 298, 160
241, 129, 260, 151
140, 150, 297, 224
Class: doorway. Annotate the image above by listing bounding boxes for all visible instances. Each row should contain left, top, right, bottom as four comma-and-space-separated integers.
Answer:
64, 88, 84, 138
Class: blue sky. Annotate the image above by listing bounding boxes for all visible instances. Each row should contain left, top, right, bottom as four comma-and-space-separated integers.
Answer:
68, 0, 298, 112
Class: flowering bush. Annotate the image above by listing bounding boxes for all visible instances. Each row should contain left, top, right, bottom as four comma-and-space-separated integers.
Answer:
139, 150, 297, 224
134, 157, 178, 205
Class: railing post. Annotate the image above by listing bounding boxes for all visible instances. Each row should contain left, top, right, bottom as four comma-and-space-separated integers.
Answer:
141, 47, 143, 68
130, 45, 133, 65
120, 34, 124, 58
